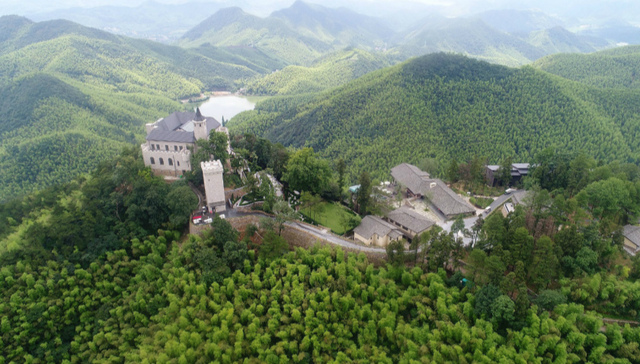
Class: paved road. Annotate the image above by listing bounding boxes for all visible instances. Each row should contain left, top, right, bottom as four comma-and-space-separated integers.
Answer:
286, 221, 387, 253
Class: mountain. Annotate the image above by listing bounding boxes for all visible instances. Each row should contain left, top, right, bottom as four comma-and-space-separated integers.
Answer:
473, 9, 564, 34
578, 20, 640, 45
178, 2, 391, 65
533, 45, 640, 89
0, 16, 281, 200
395, 18, 545, 66
271, 0, 391, 49
229, 53, 640, 181
245, 48, 391, 95
28, 1, 226, 42
526, 26, 610, 55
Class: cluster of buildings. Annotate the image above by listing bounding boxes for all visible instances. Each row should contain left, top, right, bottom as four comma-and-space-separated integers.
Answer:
141, 108, 227, 213
354, 163, 477, 247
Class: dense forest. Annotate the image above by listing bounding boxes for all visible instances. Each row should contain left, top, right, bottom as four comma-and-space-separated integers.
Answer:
229, 53, 640, 184
245, 48, 391, 95
533, 45, 640, 89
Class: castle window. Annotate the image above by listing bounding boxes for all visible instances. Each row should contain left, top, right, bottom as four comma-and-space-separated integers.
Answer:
168, 158, 173, 166
150, 144, 155, 150
150, 157, 155, 164
165, 145, 169, 151
159, 158, 164, 165
177, 161, 180, 166
174, 145, 178, 151
179, 146, 183, 151
156, 144, 160, 150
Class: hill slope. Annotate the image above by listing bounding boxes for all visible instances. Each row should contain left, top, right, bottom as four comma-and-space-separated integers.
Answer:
245, 48, 391, 95
533, 45, 640, 89
230, 53, 640, 181
0, 16, 280, 200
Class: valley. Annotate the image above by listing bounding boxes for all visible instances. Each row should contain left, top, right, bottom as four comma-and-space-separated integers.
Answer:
3, 1, 640, 362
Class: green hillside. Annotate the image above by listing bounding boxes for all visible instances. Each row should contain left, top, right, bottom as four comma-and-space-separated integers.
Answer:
230, 53, 640, 182
533, 45, 640, 89
178, 2, 391, 65
526, 26, 606, 55
0, 16, 282, 201
245, 48, 391, 95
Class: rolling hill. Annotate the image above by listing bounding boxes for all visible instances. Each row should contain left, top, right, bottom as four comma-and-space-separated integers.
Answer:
177, 2, 391, 65
0, 16, 281, 201
229, 53, 640, 182
533, 45, 640, 89
244, 48, 391, 95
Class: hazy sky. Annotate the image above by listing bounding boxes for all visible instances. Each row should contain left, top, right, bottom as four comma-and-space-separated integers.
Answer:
3, 0, 639, 22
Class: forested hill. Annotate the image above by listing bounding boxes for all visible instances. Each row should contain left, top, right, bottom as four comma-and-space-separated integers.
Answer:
533, 45, 640, 89
177, 2, 391, 65
229, 53, 640, 182
245, 48, 391, 95
0, 16, 281, 201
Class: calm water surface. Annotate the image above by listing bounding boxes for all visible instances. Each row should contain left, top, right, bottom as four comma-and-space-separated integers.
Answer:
198, 95, 256, 123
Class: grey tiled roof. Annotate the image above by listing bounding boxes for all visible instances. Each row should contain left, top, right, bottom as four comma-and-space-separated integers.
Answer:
391, 163, 474, 216
387, 207, 435, 234
354, 215, 403, 240
510, 190, 530, 205
423, 179, 475, 216
391, 163, 430, 194
623, 225, 640, 248
146, 109, 220, 143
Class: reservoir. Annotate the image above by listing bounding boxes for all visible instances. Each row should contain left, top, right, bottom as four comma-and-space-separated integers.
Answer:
198, 95, 256, 123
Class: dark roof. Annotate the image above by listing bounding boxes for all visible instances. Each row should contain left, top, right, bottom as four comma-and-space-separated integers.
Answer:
387, 207, 435, 234
624, 225, 640, 247
510, 190, 530, 205
354, 215, 403, 240
424, 179, 476, 216
391, 163, 430, 194
391, 163, 474, 217
146, 110, 220, 143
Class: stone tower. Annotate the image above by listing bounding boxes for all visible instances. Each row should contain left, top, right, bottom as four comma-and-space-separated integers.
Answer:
193, 107, 208, 141
201, 160, 226, 212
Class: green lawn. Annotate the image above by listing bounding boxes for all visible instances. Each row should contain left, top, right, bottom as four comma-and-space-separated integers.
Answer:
300, 201, 361, 235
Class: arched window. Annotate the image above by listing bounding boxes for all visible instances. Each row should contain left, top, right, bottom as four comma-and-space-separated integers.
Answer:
156, 144, 160, 150
159, 158, 164, 165
177, 161, 180, 167
165, 145, 169, 151
150, 157, 155, 164
168, 158, 173, 166
174, 145, 178, 151
150, 144, 155, 150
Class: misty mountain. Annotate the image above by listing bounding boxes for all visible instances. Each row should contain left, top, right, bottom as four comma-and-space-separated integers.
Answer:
28, 1, 227, 42
473, 9, 564, 34
396, 18, 545, 66
578, 20, 640, 45
526, 26, 609, 55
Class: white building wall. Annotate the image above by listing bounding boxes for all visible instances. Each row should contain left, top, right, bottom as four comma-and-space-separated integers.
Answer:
202, 160, 226, 212
141, 144, 192, 176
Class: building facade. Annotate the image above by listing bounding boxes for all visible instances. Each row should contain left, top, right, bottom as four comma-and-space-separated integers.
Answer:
202, 160, 226, 213
141, 108, 228, 177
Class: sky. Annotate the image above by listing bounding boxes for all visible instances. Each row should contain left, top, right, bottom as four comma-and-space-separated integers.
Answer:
3, 0, 639, 23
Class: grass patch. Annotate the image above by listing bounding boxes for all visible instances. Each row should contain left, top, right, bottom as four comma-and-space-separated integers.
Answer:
470, 196, 493, 209
300, 201, 361, 235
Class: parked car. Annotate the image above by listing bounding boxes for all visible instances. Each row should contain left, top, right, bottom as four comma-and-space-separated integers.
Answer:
192, 215, 202, 224
505, 188, 515, 194
204, 217, 213, 224
485, 206, 492, 213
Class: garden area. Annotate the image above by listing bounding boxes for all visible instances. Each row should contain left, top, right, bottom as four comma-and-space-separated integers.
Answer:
299, 200, 361, 235
470, 196, 494, 209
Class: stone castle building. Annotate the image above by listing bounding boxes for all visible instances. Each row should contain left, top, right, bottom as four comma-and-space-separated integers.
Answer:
141, 108, 228, 177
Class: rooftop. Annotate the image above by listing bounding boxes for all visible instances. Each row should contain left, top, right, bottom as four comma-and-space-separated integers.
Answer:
354, 215, 403, 241
391, 163, 475, 216
146, 108, 220, 143
387, 207, 435, 234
